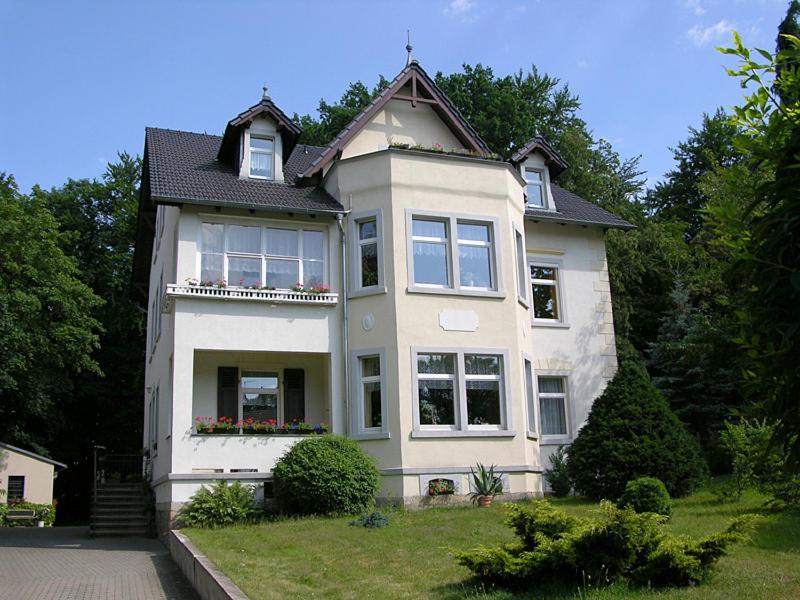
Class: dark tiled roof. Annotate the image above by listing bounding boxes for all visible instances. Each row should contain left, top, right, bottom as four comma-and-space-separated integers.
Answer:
510, 135, 569, 177
284, 144, 327, 183
526, 184, 635, 230
145, 128, 343, 213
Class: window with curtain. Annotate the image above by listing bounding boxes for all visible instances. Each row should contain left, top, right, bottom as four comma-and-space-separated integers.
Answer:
530, 264, 561, 321
249, 136, 274, 179
199, 222, 327, 289
538, 376, 568, 436
525, 168, 545, 207
458, 223, 493, 289
412, 218, 449, 286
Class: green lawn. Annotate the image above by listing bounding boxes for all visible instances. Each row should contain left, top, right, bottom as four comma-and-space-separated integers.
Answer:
184, 490, 800, 600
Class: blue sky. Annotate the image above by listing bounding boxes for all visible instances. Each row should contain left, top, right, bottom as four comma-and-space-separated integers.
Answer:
0, 0, 787, 193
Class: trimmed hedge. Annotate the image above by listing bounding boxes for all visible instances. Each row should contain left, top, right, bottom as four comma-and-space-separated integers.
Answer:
273, 434, 379, 515
618, 477, 671, 516
568, 361, 707, 500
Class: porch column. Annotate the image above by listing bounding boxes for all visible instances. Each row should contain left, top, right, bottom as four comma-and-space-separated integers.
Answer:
170, 337, 195, 473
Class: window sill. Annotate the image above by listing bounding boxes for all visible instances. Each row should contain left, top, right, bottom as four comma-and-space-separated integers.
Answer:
526, 430, 538, 440
349, 286, 387, 299
532, 321, 571, 329
540, 435, 572, 445
406, 286, 506, 300
517, 297, 530, 309
351, 431, 390, 441
411, 430, 516, 439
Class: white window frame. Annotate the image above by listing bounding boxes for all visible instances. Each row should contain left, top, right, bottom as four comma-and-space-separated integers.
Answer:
148, 384, 159, 456
249, 134, 275, 180
522, 354, 537, 439
535, 372, 571, 443
524, 167, 546, 208
405, 209, 504, 298
350, 348, 389, 439
350, 209, 386, 297
411, 347, 514, 438
197, 217, 329, 290
529, 258, 568, 327
514, 225, 529, 307
239, 369, 281, 424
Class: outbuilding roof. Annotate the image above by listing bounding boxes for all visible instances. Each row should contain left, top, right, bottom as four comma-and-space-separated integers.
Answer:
0, 442, 67, 469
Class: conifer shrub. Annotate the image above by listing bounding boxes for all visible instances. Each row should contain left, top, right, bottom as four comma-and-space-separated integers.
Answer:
617, 477, 671, 516
455, 499, 754, 590
273, 434, 380, 515
567, 361, 707, 500
543, 445, 572, 497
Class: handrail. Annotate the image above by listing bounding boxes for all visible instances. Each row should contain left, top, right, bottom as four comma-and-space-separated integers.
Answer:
163, 284, 338, 312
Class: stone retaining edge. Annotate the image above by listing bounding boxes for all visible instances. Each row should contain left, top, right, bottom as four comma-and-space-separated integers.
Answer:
168, 529, 249, 600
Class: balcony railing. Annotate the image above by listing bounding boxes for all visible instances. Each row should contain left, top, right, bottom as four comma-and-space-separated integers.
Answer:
163, 284, 338, 312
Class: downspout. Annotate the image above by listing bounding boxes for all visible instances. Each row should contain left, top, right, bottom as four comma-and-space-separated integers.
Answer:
336, 211, 350, 436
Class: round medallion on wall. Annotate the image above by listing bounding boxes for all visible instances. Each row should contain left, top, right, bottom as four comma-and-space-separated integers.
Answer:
362, 312, 375, 332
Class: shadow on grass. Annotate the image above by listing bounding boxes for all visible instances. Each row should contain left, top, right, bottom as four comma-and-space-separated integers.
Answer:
431, 578, 584, 600
750, 508, 800, 553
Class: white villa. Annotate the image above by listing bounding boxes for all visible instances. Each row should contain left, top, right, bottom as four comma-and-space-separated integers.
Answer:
132, 59, 632, 529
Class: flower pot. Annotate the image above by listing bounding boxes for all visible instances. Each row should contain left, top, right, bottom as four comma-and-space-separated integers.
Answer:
477, 495, 494, 508
37, 521, 45, 528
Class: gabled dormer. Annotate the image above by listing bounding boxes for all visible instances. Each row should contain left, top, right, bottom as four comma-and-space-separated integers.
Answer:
217, 86, 302, 183
510, 136, 568, 211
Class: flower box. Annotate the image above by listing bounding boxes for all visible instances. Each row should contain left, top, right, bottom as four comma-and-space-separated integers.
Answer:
194, 417, 328, 436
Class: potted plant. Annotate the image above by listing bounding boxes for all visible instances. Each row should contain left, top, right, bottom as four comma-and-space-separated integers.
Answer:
469, 463, 504, 507
195, 416, 238, 434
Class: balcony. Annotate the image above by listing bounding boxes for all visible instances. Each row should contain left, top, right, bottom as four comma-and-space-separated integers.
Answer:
162, 284, 338, 312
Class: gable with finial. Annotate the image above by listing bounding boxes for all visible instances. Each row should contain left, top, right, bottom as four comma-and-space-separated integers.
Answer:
299, 61, 492, 181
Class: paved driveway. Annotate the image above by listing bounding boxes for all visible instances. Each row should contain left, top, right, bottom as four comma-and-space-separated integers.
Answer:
0, 527, 197, 600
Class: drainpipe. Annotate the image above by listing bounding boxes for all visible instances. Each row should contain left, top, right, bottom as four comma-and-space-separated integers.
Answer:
336, 211, 350, 436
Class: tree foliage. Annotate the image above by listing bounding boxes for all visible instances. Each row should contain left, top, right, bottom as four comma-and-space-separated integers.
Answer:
0, 174, 102, 453
567, 361, 707, 500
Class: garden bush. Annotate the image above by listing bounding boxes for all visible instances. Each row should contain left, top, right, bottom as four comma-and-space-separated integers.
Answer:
456, 499, 754, 590
543, 446, 572, 497
617, 477, 671, 516
0, 502, 56, 527
350, 511, 390, 529
567, 361, 707, 500
273, 434, 379, 515
178, 480, 255, 528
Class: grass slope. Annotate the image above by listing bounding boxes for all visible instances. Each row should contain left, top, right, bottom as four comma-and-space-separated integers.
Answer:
184, 490, 800, 599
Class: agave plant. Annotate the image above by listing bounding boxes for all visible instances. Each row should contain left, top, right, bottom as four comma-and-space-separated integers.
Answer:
469, 463, 504, 506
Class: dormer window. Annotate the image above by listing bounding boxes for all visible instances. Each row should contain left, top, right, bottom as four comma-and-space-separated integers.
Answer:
525, 168, 545, 208
250, 136, 274, 179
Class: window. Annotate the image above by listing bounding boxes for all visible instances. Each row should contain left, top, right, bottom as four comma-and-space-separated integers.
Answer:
351, 349, 388, 438
148, 385, 159, 454
249, 136, 274, 179
525, 168, 545, 207
360, 357, 382, 428
7, 476, 24, 503
538, 376, 568, 436
412, 218, 450, 286
514, 228, 528, 305
530, 263, 561, 321
465, 354, 502, 425
407, 211, 501, 295
523, 358, 536, 435
417, 353, 457, 428
358, 219, 379, 288
241, 371, 279, 422
413, 350, 511, 434
199, 222, 327, 289
458, 223, 493, 289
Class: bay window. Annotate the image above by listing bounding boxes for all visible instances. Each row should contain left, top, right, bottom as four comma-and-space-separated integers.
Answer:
406, 210, 502, 296
199, 221, 327, 289
413, 349, 512, 436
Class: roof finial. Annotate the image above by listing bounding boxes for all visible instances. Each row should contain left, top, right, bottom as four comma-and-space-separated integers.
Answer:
405, 30, 413, 66
262, 82, 270, 101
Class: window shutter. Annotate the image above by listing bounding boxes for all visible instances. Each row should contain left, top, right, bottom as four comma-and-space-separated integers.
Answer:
284, 368, 305, 422
217, 367, 238, 420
